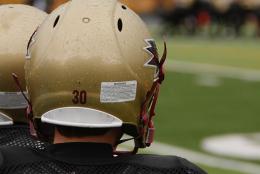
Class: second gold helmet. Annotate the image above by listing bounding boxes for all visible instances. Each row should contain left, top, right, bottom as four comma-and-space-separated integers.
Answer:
0, 4, 47, 125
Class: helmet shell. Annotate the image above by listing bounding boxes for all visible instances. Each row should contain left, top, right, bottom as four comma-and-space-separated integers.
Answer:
26, 0, 157, 138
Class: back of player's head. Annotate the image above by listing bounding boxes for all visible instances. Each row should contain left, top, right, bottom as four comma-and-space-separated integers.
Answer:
25, 0, 167, 150
0, 4, 47, 125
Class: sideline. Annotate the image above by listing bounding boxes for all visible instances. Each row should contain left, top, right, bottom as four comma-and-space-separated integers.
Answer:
122, 141, 260, 174
166, 60, 260, 82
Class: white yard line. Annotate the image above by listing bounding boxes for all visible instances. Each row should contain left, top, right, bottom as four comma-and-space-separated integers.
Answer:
122, 141, 260, 174
202, 133, 260, 160
166, 60, 260, 82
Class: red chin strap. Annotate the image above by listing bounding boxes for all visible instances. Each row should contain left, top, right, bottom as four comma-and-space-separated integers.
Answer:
140, 41, 167, 148
12, 73, 37, 137
114, 41, 167, 155
26, 105, 37, 137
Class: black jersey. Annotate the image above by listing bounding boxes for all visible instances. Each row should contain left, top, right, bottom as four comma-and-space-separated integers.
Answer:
0, 142, 207, 174
0, 124, 46, 149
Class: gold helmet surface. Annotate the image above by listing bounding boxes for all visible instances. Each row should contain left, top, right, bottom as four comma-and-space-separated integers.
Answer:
0, 4, 47, 125
26, 0, 166, 149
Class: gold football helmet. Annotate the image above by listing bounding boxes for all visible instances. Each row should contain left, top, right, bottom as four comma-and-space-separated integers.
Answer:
25, 0, 166, 150
0, 4, 47, 125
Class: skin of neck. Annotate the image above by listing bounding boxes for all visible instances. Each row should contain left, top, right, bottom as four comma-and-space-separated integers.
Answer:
53, 127, 122, 149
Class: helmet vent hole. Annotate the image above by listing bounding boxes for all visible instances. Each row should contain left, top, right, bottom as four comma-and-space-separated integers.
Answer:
53, 15, 60, 28
117, 18, 123, 32
122, 5, 127, 10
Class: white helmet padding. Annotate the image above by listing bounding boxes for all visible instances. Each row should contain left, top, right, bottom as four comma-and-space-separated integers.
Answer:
0, 112, 13, 126
41, 107, 123, 128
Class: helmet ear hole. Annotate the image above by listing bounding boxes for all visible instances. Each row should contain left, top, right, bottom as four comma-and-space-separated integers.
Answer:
117, 18, 123, 32
53, 15, 60, 28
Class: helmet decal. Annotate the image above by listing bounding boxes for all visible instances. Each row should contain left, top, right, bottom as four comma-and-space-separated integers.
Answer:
143, 39, 160, 81
143, 39, 159, 68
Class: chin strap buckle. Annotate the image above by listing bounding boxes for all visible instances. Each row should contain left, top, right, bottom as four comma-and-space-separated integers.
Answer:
145, 121, 155, 146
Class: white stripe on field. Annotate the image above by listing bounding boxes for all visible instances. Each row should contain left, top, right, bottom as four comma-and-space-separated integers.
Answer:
166, 60, 260, 82
121, 141, 260, 174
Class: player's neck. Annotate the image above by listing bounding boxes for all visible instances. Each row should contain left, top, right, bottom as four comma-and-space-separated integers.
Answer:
53, 128, 120, 148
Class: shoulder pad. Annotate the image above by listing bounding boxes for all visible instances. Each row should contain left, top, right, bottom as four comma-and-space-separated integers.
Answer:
127, 154, 207, 174
0, 147, 46, 167
0, 150, 3, 168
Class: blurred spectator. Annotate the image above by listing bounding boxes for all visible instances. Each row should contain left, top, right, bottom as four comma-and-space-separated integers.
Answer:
159, 0, 260, 38
32, 0, 47, 11
160, 0, 195, 34
1, 0, 260, 38
47, 0, 67, 12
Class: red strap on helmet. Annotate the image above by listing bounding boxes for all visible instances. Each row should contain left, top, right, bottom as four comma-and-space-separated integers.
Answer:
26, 106, 37, 137
145, 85, 159, 146
145, 120, 155, 146
139, 41, 167, 148
12, 73, 38, 138
158, 41, 167, 84
12, 73, 32, 107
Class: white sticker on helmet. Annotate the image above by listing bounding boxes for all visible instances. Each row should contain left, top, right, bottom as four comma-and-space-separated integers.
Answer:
0, 92, 28, 109
100, 81, 137, 103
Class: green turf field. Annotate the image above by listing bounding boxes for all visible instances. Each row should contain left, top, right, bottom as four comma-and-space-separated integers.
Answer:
157, 37, 260, 69
156, 72, 260, 150
152, 37, 260, 174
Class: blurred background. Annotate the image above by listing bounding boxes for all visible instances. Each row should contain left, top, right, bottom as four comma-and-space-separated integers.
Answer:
1, 0, 260, 174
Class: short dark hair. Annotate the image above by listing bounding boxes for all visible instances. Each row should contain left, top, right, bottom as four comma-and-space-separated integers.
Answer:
56, 125, 111, 138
